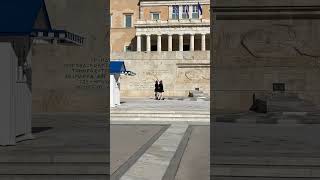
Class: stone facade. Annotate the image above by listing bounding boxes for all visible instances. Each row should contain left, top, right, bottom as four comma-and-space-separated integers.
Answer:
111, 51, 210, 97
111, 0, 210, 97
111, 0, 210, 52
211, 0, 320, 113
32, 0, 107, 113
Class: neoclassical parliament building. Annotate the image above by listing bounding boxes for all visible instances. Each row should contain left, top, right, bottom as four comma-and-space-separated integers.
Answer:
110, 0, 210, 97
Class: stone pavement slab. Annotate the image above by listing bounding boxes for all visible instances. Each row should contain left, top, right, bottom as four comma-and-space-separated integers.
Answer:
175, 126, 210, 180
110, 125, 167, 175
0, 113, 108, 161
120, 124, 188, 180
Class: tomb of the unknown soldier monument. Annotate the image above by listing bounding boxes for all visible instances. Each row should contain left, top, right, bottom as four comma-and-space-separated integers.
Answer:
212, 1, 320, 179
212, 0, 320, 114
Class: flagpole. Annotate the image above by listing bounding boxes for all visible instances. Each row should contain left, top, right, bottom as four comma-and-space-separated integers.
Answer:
198, 2, 203, 20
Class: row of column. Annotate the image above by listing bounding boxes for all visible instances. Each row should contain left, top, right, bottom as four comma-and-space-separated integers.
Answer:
136, 34, 207, 52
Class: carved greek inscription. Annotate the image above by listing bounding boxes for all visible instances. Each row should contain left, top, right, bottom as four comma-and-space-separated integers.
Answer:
64, 58, 107, 89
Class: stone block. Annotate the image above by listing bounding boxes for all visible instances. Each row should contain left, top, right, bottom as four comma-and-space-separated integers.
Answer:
32, 0, 107, 112
212, 0, 320, 113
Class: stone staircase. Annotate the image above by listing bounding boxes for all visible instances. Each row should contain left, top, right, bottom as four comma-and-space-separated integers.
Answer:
110, 110, 210, 123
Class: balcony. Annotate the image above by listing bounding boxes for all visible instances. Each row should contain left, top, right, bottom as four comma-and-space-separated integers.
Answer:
135, 19, 210, 28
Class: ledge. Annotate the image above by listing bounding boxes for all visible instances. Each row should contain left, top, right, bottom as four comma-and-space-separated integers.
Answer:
135, 19, 210, 28
111, 51, 210, 60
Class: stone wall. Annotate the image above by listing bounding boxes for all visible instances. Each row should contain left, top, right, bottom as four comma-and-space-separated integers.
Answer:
111, 51, 210, 97
32, 0, 107, 113
110, 0, 139, 52
110, 0, 211, 52
212, 0, 320, 113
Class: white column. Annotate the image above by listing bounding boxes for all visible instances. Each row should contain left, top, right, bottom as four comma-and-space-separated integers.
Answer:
140, 6, 144, 20
190, 34, 194, 51
188, 5, 192, 19
157, 34, 162, 52
137, 35, 141, 52
169, 6, 173, 19
110, 75, 115, 107
168, 34, 172, 51
201, 34, 206, 51
179, 5, 183, 19
146, 34, 151, 52
179, 34, 183, 51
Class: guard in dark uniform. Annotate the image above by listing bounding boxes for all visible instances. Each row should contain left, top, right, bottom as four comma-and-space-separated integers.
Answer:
154, 80, 159, 100
158, 80, 164, 100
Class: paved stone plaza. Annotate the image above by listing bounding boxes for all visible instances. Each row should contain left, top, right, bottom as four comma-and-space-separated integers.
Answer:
111, 98, 210, 180
111, 98, 320, 179
212, 122, 320, 179
0, 113, 108, 180
2, 98, 320, 179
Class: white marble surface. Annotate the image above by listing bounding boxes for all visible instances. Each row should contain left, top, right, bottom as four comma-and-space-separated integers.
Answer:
120, 124, 188, 180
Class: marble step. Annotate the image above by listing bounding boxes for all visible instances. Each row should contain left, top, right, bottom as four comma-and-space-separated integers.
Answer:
110, 116, 210, 122
213, 156, 320, 166
0, 162, 109, 175
0, 151, 109, 175
111, 111, 210, 122
110, 110, 209, 114
214, 111, 320, 124
0, 152, 108, 163
212, 164, 320, 178
111, 113, 209, 118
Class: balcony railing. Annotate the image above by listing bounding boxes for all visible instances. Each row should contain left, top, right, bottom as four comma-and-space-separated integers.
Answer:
135, 19, 210, 27
31, 29, 85, 46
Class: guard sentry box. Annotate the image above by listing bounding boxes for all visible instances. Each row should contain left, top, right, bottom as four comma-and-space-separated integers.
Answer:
0, 43, 33, 146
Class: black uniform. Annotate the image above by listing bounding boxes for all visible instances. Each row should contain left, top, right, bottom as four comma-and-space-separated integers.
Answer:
159, 83, 164, 92
155, 83, 159, 92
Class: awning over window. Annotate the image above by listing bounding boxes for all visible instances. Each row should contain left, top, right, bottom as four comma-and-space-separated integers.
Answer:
110, 61, 136, 76
110, 61, 126, 74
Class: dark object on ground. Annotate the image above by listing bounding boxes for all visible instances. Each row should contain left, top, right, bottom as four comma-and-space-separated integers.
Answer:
32, 127, 53, 134
250, 99, 267, 113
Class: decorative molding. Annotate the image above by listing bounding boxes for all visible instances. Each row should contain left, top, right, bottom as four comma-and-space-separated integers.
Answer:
136, 26, 210, 36
135, 19, 210, 28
